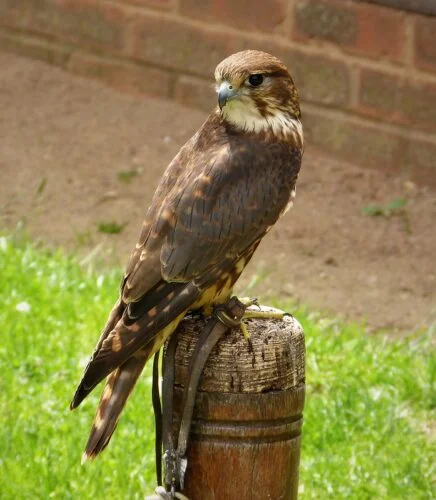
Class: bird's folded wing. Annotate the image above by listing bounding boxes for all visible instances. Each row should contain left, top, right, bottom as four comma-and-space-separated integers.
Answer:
72, 139, 300, 407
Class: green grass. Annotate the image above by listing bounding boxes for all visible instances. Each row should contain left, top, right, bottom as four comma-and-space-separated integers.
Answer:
0, 236, 434, 499
96, 221, 126, 235
362, 198, 408, 217
117, 168, 142, 183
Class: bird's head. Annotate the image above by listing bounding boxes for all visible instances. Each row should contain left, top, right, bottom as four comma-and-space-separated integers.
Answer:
214, 50, 302, 142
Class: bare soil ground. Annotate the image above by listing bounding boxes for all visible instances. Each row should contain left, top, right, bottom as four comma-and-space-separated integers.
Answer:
1, 53, 435, 334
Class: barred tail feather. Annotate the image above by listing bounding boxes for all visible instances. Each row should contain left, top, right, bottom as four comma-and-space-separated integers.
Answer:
82, 309, 187, 461
73, 279, 203, 460
71, 281, 201, 412
83, 353, 147, 461
70, 299, 125, 410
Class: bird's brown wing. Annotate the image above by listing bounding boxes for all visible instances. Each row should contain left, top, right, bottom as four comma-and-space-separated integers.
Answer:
71, 134, 301, 409
160, 140, 301, 285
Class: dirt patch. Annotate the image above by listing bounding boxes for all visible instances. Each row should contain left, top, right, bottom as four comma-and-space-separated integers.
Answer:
1, 53, 435, 334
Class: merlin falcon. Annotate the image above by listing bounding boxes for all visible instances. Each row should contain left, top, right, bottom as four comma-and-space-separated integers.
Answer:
71, 50, 304, 460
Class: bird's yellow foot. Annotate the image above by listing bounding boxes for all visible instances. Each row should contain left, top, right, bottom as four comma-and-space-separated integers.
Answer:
239, 299, 287, 340
237, 297, 258, 341
214, 297, 287, 342
239, 297, 261, 310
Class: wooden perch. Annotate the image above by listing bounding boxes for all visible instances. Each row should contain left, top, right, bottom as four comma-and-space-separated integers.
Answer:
171, 308, 305, 500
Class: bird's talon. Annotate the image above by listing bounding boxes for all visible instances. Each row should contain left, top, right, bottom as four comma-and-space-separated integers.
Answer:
239, 296, 261, 311
240, 321, 251, 342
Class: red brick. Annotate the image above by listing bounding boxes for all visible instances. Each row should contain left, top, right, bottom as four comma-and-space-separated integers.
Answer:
0, 29, 71, 67
26, 0, 129, 52
414, 15, 436, 74
303, 108, 401, 171
356, 3, 405, 61
287, 51, 350, 107
68, 52, 173, 98
293, 0, 356, 44
174, 75, 215, 112
131, 14, 248, 77
293, 0, 406, 62
359, 69, 436, 132
119, 0, 175, 9
0, 0, 30, 29
180, 0, 287, 32
132, 15, 350, 107
255, 43, 351, 107
304, 107, 436, 185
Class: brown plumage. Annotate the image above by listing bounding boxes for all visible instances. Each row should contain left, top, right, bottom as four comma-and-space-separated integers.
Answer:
71, 50, 304, 460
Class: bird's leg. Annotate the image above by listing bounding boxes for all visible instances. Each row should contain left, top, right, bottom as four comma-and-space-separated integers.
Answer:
239, 321, 251, 342
214, 296, 256, 341
238, 298, 288, 339
200, 303, 214, 317
238, 297, 259, 340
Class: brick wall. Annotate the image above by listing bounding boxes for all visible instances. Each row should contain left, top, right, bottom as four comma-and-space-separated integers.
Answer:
1, 0, 435, 184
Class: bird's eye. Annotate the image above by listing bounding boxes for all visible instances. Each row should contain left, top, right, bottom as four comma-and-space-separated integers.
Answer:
248, 74, 264, 87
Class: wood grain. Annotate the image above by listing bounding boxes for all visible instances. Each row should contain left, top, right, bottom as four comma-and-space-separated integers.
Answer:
172, 312, 305, 500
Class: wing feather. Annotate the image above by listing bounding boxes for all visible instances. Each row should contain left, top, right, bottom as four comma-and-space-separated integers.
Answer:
161, 139, 301, 282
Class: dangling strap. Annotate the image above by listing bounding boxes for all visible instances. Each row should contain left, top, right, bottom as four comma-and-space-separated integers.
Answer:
175, 297, 246, 489
162, 331, 180, 495
152, 351, 163, 486
151, 297, 246, 497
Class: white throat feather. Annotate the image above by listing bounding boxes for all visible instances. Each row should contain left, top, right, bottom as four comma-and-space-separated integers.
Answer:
221, 99, 303, 146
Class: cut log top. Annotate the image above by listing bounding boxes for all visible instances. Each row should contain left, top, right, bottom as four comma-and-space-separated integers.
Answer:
174, 309, 305, 394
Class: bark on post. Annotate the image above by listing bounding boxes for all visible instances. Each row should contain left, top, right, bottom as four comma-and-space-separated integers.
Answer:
172, 310, 305, 500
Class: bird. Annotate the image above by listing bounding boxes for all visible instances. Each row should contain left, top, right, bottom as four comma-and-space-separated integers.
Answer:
70, 50, 304, 461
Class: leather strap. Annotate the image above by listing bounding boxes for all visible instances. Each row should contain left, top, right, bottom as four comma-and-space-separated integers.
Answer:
152, 297, 247, 497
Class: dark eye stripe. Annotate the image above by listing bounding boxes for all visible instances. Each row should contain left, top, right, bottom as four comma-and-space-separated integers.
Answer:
267, 69, 290, 78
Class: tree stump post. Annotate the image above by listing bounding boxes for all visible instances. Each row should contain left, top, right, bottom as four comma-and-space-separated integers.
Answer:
172, 309, 305, 500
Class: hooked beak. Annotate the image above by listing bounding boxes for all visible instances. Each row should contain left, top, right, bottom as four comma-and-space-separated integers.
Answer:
218, 81, 238, 110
